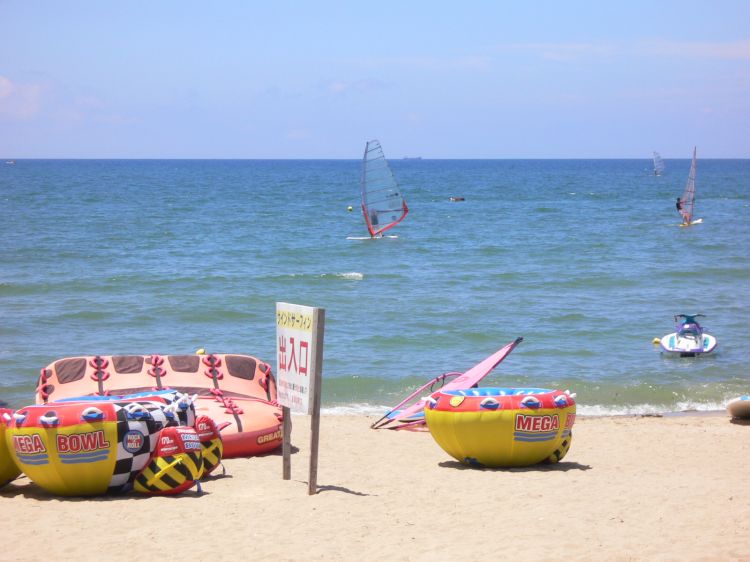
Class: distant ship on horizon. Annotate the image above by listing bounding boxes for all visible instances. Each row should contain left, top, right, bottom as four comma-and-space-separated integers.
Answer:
402, 156, 422, 160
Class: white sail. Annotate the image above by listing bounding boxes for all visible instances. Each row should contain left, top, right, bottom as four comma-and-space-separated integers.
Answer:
360, 140, 409, 237
680, 147, 697, 224
653, 151, 665, 176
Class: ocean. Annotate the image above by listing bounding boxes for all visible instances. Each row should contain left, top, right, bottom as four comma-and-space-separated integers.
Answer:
1, 158, 749, 415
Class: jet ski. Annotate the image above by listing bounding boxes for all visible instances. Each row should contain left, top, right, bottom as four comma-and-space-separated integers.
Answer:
660, 314, 717, 357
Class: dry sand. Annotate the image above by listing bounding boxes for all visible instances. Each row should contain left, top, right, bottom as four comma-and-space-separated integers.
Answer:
2, 413, 749, 561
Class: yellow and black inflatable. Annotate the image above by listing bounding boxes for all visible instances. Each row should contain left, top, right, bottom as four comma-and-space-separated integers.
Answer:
424, 387, 576, 468
5, 400, 180, 495
1, 409, 21, 488
3, 390, 212, 496
194, 415, 223, 476
133, 425, 204, 495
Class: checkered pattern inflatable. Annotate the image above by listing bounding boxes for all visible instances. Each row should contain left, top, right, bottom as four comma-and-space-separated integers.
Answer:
108, 401, 182, 493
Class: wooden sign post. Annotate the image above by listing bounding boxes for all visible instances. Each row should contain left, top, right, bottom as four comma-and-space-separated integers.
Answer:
275, 302, 325, 495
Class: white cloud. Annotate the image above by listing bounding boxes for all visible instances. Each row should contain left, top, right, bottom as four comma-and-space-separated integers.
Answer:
0, 75, 42, 119
326, 78, 385, 95
512, 42, 615, 62
0, 76, 12, 98
637, 39, 750, 60
499, 39, 750, 62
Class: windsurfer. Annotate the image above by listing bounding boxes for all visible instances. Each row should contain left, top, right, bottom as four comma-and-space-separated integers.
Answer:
675, 197, 689, 224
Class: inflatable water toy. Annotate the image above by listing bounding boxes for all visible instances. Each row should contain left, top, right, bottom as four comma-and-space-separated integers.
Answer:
660, 314, 717, 357
727, 396, 750, 420
5, 396, 198, 496
372, 338, 523, 430
424, 387, 576, 468
0, 409, 21, 488
35, 354, 283, 458
133, 424, 204, 495
193, 414, 224, 475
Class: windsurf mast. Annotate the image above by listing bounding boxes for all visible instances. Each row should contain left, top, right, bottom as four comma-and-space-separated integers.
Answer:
680, 147, 697, 224
653, 151, 665, 176
360, 140, 409, 238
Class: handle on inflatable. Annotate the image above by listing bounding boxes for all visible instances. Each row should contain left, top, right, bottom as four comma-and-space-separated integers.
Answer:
202, 355, 222, 368
215, 421, 232, 432
479, 397, 501, 410
124, 403, 152, 420
177, 393, 197, 410
520, 396, 542, 409
81, 407, 105, 421
39, 413, 60, 426
89, 356, 109, 369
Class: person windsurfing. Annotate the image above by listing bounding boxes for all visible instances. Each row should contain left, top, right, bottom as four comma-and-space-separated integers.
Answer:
675, 197, 689, 224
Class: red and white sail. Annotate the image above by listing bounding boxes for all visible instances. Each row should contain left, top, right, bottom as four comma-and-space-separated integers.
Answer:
680, 147, 697, 224
360, 140, 409, 237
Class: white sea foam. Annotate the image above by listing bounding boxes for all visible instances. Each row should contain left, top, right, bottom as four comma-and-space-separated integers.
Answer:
320, 401, 729, 417
321, 403, 390, 416
334, 272, 364, 280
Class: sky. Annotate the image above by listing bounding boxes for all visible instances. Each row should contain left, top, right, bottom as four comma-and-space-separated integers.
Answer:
1, 1, 749, 158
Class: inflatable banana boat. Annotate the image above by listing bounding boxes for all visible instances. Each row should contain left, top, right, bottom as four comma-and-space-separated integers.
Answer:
35, 354, 283, 458
424, 387, 576, 468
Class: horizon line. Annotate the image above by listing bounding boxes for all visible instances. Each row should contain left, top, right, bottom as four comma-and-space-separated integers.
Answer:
4, 156, 749, 161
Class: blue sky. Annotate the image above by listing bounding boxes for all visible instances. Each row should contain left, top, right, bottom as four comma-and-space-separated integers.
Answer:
1, 1, 749, 158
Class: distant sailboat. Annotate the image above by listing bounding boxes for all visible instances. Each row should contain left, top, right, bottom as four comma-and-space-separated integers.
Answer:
653, 152, 665, 176
360, 140, 409, 238
678, 147, 702, 227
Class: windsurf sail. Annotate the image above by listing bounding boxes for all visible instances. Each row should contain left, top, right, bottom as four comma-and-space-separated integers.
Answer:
369, 372, 463, 430
653, 151, 665, 176
360, 140, 409, 237
680, 147, 697, 224
371, 337, 523, 430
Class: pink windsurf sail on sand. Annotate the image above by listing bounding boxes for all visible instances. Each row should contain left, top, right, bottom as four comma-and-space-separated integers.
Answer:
371, 337, 523, 430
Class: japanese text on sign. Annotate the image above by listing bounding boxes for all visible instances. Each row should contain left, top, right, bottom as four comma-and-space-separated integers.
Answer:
276, 302, 322, 414
276, 310, 313, 332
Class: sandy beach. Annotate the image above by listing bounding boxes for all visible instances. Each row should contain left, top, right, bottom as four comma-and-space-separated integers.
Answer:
2, 413, 749, 561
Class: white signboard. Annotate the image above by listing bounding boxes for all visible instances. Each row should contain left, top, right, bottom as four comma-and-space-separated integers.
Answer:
275, 302, 323, 415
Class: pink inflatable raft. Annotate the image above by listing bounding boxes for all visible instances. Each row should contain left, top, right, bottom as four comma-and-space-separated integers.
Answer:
35, 353, 283, 458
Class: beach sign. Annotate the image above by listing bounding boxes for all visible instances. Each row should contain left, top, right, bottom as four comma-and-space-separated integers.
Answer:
276, 302, 324, 414
275, 302, 325, 494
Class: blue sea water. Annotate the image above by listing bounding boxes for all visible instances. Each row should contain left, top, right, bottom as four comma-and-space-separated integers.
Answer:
1, 158, 749, 414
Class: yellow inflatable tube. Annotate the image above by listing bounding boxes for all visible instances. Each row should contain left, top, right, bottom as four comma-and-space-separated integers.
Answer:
5, 395, 193, 496
1, 409, 22, 488
424, 387, 576, 468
